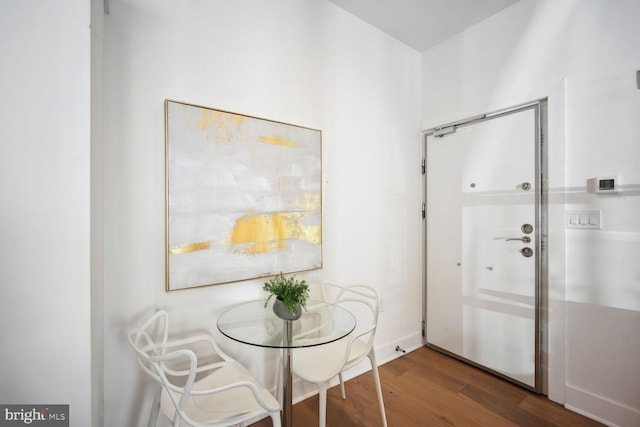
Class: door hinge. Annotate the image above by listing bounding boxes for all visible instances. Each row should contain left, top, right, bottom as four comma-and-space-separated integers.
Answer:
421, 159, 426, 175
422, 320, 426, 337
421, 203, 426, 219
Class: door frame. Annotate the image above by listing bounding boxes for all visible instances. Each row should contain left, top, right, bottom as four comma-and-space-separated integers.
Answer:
421, 98, 549, 394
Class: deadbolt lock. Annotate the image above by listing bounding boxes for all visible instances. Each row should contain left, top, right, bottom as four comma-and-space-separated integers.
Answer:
521, 224, 534, 234
521, 247, 533, 258
521, 182, 532, 190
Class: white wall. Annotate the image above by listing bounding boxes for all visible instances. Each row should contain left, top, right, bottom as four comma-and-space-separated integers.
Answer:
0, 1, 93, 426
91, 0, 105, 425
102, 0, 422, 425
422, 1, 640, 426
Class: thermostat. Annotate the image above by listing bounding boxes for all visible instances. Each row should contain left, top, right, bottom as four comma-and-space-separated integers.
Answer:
586, 176, 618, 193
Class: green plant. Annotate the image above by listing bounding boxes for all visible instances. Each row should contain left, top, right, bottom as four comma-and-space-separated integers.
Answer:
263, 272, 310, 313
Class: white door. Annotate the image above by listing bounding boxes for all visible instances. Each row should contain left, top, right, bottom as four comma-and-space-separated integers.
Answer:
424, 103, 545, 391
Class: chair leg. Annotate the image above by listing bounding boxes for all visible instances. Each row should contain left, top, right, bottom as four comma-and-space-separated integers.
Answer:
270, 411, 282, 427
338, 372, 346, 399
148, 385, 161, 427
368, 351, 388, 427
318, 383, 328, 427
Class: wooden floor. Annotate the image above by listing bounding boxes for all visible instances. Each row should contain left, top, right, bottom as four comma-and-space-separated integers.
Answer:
252, 346, 604, 427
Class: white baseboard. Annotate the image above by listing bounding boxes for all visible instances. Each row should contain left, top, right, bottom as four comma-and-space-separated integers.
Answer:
566, 384, 640, 427
376, 331, 424, 365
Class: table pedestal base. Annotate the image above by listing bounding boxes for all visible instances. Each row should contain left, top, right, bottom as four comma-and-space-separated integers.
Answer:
283, 320, 293, 427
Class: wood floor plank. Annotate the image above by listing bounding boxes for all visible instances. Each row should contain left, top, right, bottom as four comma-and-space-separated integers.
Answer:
251, 346, 604, 427
390, 372, 516, 426
518, 395, 604, 427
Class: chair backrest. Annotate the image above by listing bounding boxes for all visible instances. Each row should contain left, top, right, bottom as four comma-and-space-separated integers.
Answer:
128, 310, 200, 425
322, 281, 380, 362
128, 310, 169, 378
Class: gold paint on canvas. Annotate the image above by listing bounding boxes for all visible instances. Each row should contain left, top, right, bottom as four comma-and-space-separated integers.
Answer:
170, 241, 211, 254
196, 109, 214, 130
299, 224, 321, 245
195, 109, 248, 145
258, 135, 298, 147
230, 212, 320, 254
243, 241, 288, 255
297, 192, 321, 211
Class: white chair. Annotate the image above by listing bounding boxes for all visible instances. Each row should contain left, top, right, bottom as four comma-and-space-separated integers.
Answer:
128, 310, 281, 427
292, 282, 388, 427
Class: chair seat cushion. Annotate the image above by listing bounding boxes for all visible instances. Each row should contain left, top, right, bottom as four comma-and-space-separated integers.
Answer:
292, 338, 368, 384
161, 361, 279, 425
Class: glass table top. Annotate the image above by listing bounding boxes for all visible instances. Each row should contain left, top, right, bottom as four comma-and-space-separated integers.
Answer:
217, 299, 356, 349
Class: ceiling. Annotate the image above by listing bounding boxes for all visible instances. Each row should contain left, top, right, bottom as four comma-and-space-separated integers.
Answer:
327, 0, 519, 52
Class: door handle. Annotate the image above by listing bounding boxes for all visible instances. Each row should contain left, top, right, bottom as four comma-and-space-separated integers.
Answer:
505, 236, 531, 243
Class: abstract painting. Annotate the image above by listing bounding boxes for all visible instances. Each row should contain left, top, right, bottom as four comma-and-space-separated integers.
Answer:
165, 100, 322, 291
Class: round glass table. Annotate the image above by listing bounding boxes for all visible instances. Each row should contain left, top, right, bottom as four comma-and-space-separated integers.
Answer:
217, 299, 356, 427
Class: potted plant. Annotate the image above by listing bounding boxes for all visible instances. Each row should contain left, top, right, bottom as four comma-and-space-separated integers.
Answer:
263, 272, 310, 320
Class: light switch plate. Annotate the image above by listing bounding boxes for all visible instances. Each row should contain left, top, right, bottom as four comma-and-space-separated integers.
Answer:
566, 210, 602, 229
